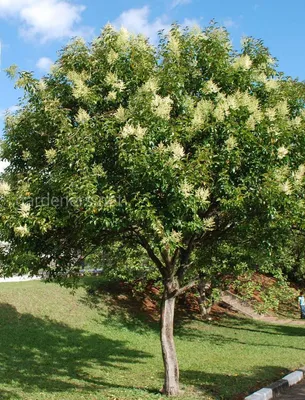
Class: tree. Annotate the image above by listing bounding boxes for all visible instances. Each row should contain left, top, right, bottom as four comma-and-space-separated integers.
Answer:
1, 23, 305, 395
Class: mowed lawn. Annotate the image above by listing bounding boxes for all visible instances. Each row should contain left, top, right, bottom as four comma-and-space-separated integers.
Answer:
1, 281, 305, 400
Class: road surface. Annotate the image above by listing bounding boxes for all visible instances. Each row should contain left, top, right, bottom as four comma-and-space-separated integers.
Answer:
277, 379, 305, 399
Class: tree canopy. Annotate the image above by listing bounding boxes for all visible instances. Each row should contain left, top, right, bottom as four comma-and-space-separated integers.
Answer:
1, 23, 305, 395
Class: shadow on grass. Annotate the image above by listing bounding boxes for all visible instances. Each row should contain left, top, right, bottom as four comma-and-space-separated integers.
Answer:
0, 302, 152, 396
76, 278, 305, 398
81, 277, 305, 339
0, 389, 21, 399
175, 315, 305, 352
80, 277, 162, 334
211, 314, 305, 338
180, 365, 290, 400
1, 280, 305, 400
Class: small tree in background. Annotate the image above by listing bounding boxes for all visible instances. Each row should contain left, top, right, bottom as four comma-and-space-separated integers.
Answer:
1, 23, 305, 395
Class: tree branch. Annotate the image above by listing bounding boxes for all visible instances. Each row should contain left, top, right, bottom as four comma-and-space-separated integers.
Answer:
135, 231, 167, 278
176, 233, 196, 281
173, 280, 198, 298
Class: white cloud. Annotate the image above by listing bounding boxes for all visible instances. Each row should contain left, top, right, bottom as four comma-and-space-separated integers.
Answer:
171, 0, 192, 8
113, 6, 170, 43
0, 160, 9, 174
36, 57, 53, 72
0, 106, 20, 120
0, 0, 91, 42
183, 18, 200, 28
223, 17, 238, 28
113, 6, 200, 43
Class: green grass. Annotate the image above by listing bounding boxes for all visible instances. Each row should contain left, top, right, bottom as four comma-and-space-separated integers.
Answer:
1, 280, 305, 400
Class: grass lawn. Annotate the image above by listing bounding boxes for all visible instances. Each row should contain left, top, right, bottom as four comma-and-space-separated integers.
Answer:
0, 279, 305, 400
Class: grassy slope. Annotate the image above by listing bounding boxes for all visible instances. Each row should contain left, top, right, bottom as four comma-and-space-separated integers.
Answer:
0, 280, 305, 400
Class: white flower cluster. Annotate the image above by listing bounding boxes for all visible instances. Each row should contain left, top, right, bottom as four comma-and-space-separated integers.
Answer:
277, 146, 289, 159
180, 181, 193, 197
107, 49, 119, 65
267, 56, 276, 65
0, 182, 10, 196
5, 113, 18, 129
209, 28, 231, 50
117, 27, 130, 49
233, 54, 252, 70
214, 101, 230, 122
132, 34, 151, 52
276, 101, 289, 117
169, 141, 185, 160
226, 96, 238, 110
76, 108, 90, 124
265, 108, 276, 122
45, 148, 57, 163
225, 135, 238, 151
195, 187, 210, 203
295, 165, 305, 184
43, 99, 61, 114
67, 71, 90, 100
240, 36, 250, 48
115, 105, 126, 122
255, 73, 267, 84
121, 123, 147, 140
151, 95, 173, 119
156, 142, 166, 153
189, 24, 204, 38
141, 78, 159, 93
203, 217, 216, 231
107, 91, 117, 101
246, 115, 256, 131
38, 79, 47, 91
273, 166, 289, 183
280, 180, 292, 195
14, 224, 30, 237
192, 99, 212, 130
161, 230, 183, 247
105, 72, 125, 92
205, 80, 220, 94
168, 33, 180, 57
234, 91, 260, 114
22, 150, 31, 161
290, 116, 301, 127
213, 90, 261, 123
265, 79, 278, 92
19, 203, 31, 218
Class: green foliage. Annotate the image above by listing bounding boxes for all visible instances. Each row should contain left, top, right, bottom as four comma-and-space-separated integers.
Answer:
231, 272, 298, 315
231, 274, 262, 301
1, 22, 305, 290
255, 280, 297, 314
86, 241, 157, 282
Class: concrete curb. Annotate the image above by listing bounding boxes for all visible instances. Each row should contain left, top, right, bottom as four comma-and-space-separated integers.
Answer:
245, 367, 305, 399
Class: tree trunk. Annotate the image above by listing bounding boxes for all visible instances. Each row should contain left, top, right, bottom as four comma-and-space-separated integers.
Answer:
160, 279, 179, 396
197, 279, 210, 317
197, 278, 212, 318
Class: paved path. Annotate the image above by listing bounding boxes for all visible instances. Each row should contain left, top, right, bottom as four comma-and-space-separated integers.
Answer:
0, 275, 41, 283
277, 379, 305, 399
221, 290, 305, 325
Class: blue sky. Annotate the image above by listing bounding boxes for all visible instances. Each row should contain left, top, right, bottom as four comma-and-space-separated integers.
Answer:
0, 0, 305, 135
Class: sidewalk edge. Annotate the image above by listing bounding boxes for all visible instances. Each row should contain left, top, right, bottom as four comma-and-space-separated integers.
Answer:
245, 367, 305, 400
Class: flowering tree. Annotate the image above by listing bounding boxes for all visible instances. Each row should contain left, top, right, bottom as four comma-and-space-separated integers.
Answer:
1, 24, 305, 395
